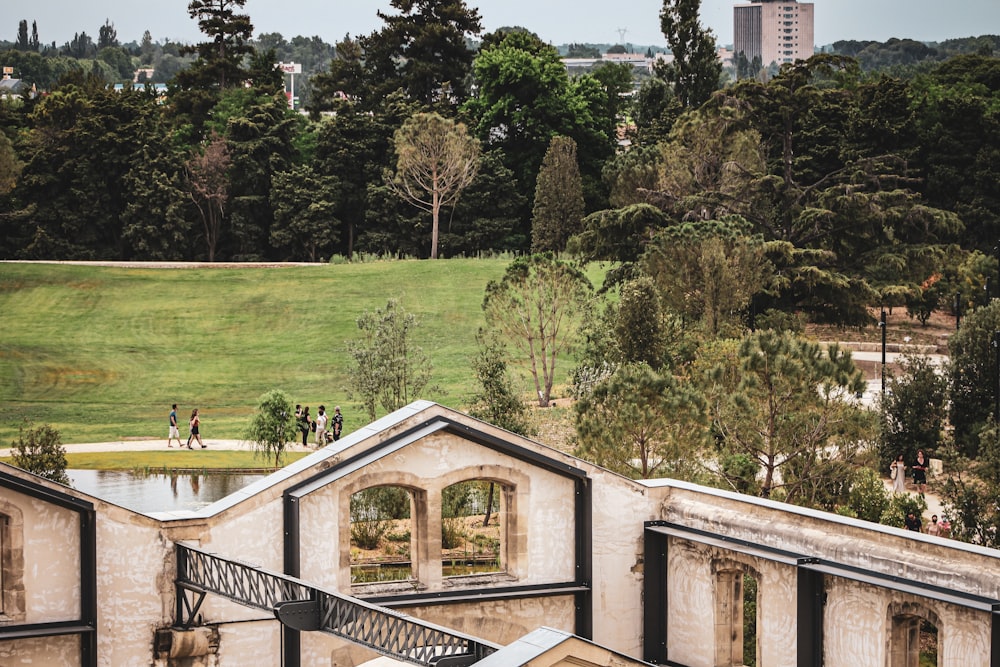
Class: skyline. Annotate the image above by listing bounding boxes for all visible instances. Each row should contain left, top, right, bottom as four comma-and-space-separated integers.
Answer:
4, 0, 1000, 51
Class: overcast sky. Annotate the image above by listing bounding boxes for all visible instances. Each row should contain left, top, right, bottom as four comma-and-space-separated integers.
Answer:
6, 0, 1000, 49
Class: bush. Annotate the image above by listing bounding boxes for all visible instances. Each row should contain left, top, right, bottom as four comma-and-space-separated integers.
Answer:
880, 493, 928, 529
847, 467, 890, 523
11, 421, 69, 485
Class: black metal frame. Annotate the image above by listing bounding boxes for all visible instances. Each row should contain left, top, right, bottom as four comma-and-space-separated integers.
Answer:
643, 521, 1000, 667
176, 542, 500, 666
0, 469, 97, 667
282, 415, 593, 667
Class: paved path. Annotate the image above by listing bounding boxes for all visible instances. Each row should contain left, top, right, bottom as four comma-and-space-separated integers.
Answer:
0, 438, 317, 458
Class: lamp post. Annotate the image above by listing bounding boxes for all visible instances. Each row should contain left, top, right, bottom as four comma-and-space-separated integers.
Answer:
955, 291, 962, 329
879, 307, 887, 396
992, 331, 1000, 420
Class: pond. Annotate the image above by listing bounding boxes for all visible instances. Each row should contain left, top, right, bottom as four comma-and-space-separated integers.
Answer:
66, 469, 267, 514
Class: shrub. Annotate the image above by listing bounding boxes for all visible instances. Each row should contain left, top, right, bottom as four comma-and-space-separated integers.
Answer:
11, 421, 69, 485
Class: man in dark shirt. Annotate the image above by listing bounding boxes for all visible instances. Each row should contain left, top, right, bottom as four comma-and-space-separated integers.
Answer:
331, 406, 344, 441
904, 511, 922, 532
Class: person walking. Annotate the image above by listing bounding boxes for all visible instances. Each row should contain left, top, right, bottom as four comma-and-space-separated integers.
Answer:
186, 408, 205, 449
890, 454, 906, 493
331, 406, 343, 441
314, 406, 328, 447
912, 449, 928, 497
168, 404, 183, 448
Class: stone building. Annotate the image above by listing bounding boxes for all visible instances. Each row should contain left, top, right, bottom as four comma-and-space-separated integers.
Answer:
2, 401, 999, 666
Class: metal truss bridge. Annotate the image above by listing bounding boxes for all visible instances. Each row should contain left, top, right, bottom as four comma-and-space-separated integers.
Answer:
175, 542, 500, 667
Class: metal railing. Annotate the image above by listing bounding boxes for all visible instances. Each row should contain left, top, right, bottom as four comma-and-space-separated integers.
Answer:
176, 542, 499, 666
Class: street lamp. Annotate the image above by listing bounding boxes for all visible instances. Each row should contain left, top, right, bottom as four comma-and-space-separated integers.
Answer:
879, 308, 887, 396
955, 291, 962, 329
992, 331, 1000, 420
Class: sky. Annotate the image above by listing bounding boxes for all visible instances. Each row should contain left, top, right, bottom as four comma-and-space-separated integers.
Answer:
5, 0, 1000, 50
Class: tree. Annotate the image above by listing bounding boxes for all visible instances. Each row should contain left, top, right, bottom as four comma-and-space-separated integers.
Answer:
531, 135, 585, 254
947, 299, 1000, 456
483, 254, 593, 407
574, 362, 706, 479
270, 165, 341, 261
658, 0, 722, 108
878, 354, 948, 466
388, 111, 480, 259
16, 20, 30, 51
704, 330, 873, 503
346, 299, 432, 422
940, 419, 1000, 547
244, 389, 296, 468
614, 276, 670, 369
98, 19, 118, 49
10, 421, 69, 485
641, 216, 772, 337
185, 133, 231, 262
467, 328, 532, 437
359, 0, 483, 106
177, 0, 255, 90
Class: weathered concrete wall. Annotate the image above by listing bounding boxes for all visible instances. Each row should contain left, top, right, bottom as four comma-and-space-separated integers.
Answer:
8, 402, 1000, 667
11, 488, 80, 623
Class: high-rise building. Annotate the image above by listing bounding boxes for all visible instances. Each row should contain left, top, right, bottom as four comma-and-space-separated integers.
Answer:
734, 0, 814, 72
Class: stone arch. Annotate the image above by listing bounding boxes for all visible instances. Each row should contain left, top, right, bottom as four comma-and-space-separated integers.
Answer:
339, 471, 427, 590
887, 600, 942, 667
711, 557, 761, 667
0, 498, 25, 621
433, 465, 530, 582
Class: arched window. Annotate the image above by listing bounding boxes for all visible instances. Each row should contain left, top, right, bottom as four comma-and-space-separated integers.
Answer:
348, 485, 414, 585
0, 504, 26, 621
889, 602, 940, 667
440, 480, 508, 579
714, 565, 759, 667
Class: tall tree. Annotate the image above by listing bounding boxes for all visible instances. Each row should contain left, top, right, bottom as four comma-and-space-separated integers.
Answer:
388, 111, 480, 259
468, 328, 532, 437
483, 254, 593, 407
574, 362, 706, 479
346, 299, 432, 421
178, 0, 255, 90
270, 165, 341, 261
947, 299, 1000, 457
531, 135, 585, 254
15, 20, 30, 51
360, 0, 482, 107
98, 19, 118, 49
185, 133, 231, 262
658, 0, 722, 108
704, 331, 872, 502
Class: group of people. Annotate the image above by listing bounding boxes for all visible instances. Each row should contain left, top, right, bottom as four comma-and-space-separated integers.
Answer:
167, 401, 343, 450
892, 449, 952, 536
889, 449, 929, 496
296, 404, 342, 448
167, 404, 204, 450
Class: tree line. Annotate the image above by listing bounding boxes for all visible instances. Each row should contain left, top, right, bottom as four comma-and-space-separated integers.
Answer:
3, 0, 1000, 540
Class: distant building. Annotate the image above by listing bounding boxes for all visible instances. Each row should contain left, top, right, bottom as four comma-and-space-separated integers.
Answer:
734, 0, 814, 72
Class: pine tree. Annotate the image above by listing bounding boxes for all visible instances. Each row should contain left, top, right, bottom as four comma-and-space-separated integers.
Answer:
530, 136, 585, 254
658, 0, 722, 108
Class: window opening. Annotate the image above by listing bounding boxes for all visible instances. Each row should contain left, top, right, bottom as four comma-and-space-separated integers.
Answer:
441, 480, 505, 577
349, 486, 413, 584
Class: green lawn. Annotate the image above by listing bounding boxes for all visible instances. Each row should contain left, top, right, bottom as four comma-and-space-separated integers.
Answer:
0, 259, 606, 445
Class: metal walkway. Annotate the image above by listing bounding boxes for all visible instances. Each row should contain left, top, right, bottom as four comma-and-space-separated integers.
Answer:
175, 542, 500, 667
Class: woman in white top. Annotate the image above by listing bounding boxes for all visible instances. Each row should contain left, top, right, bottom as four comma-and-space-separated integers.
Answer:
314, 406, 328, 447
890, 454, 906, 493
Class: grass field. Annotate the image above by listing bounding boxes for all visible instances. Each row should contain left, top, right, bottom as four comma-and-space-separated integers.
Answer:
0, 259, 605, 445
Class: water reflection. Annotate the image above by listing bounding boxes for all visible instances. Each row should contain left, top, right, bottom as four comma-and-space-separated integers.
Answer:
66, 469, 266, 513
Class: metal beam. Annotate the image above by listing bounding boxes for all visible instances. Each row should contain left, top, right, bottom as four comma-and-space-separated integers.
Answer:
175, 542, 501, 667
